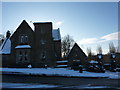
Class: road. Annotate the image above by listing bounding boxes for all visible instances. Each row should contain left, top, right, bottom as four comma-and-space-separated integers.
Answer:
1, 74, 120, 89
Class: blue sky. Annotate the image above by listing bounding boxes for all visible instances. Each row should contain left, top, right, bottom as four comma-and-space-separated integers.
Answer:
1, 2, 119, 54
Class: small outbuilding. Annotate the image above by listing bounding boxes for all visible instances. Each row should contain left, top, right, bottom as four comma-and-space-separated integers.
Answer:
67, 43, 87, 68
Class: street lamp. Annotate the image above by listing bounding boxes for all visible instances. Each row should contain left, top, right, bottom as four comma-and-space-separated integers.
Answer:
111, 53, 116, 59
97, 54, 102, 60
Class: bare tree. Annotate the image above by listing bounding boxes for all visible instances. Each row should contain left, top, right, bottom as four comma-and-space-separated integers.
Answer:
0, 34, 4, 40
61, 34, 75, 58
96, 45, 102, 54
86, 47, 95, 61
87, 47, 92, 57
0, 34, 5, 46
116, 45, 120, 53
109, 42, 116, 53
86, 47, 93, 61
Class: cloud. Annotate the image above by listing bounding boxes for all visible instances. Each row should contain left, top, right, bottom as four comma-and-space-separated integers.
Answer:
77, 32, 120, 45
100, 32, 120, 42
55, 21, 63, 26
77, 38, 98, 45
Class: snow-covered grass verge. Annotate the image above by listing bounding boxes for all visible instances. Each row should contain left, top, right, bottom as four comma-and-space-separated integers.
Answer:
1, 68, 120, 79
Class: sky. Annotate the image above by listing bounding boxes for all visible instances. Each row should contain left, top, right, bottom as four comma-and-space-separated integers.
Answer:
1, 2, 119, 55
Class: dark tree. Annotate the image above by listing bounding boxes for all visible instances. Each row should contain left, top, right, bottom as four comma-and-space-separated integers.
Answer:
61, 34, 75, 58
109, 42, 116, 53
109, 42, 117, 71
116, 45, 120, 53
0, 34, 5, 46
86, 47, 94, 61
96, 45, 102, 54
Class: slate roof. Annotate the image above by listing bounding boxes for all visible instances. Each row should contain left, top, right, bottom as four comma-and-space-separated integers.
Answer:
0, 38, 11, 54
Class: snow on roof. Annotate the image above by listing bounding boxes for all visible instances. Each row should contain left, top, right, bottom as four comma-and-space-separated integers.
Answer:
56, 60, 68, 63
56, 65, 68, 67
52, 28, 61, 41
0, 38, 11, 54
33, 21, 52, 24
89, 60, 98, 64
15, 45, 31, 49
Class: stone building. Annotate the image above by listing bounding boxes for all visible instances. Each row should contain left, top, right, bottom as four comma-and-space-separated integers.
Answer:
67, 43, 87, 67
0, 20, 61, 68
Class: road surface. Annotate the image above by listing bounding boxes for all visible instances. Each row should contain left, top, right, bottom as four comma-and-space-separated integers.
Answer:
1, 74, 120, 89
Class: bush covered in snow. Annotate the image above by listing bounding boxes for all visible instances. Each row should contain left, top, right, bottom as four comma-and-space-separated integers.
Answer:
87, 60, 105, 73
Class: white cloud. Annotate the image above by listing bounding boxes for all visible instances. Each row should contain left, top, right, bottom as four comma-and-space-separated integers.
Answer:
77, 32, 119, 54
77, 32, 120, 45
55, 21, 63, 26
100, 32, 120, 42
77, 38, 98, 45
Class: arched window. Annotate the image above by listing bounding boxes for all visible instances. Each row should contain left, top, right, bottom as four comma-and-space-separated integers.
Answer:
19, 35, 28, 44
20, 36, 24, 43
25, 36, 28, 43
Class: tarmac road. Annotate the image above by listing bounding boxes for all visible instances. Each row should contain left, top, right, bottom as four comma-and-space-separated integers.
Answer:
1, 74, 120, 89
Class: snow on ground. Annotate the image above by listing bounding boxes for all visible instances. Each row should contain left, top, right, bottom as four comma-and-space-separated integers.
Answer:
1, 83, 59, 88
1, 68, 120, 79
63, 85, 113, 89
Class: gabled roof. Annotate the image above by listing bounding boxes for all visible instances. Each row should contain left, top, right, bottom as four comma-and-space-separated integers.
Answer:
52, 28, 61, 41
0, 38, 11, 54
17, 20, 33, 31
67, 43, 87, 58
11, 20, 33, 39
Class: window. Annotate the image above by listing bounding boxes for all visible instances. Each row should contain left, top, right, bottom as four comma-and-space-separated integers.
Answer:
20, 35, 28, 43
17, 51, 22, 63
41, 52, 46, 60
75, 54, 78, 57
16, 50, 30, 64
20, 36, 24, 43
25, 36, 28, 43
24, 51, 29, 62
40, 39, 46, 45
